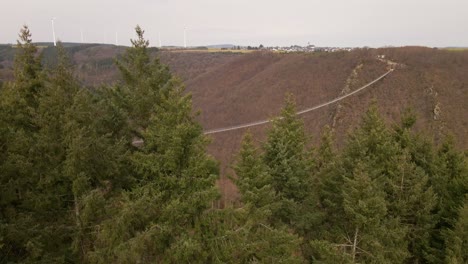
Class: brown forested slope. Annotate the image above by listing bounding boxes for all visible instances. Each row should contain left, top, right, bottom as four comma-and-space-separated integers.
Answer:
176, 48, 468, 204
180, 48, 467, 157
1, 45, 466, 203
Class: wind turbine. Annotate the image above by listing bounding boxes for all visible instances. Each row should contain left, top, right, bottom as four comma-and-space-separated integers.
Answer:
51, 17, 57, 46
158, 32, 162, 48
183, 27, 187, 48
115, 31, 118, 46
80, 28, 84, 44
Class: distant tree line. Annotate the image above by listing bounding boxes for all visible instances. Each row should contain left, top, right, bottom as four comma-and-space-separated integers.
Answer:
0, 25, 466, 263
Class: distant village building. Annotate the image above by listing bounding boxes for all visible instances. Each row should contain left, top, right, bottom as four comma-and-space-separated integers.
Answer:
232, 44, 355, 53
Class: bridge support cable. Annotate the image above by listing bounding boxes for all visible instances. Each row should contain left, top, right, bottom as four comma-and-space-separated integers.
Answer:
204, 69, 394, 135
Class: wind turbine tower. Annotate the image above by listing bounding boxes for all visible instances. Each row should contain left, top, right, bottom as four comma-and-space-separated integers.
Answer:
158, 32, 162, 48
184, 27, 187, 48
80, 28, 84, 44
115, 31, 118, 46
51, 18, 57, 46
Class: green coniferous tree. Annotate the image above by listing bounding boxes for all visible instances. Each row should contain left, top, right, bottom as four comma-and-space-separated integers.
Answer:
90, 84, 219, 263
0, 30, 128, 263
316, 104, 410, 263
391, 111, 438, 263
315, 125, 335, 171
342, 103, 400, 172
112, 25, 172, 137
261, 95, 323, 260
195, 132, 302, 263
0, 25, 46, 262
234, 132, 279, 212
23, 41, 130, 262
430, 137, 468, 262
263, 95, 313, 228
63, 87, 129, 262
341, 162, 404, 263
444, 195, 468, 264
309, 126, 347, 263
20, 43, 83, 262
87, 27, 219, 263
314, 125, 341, 233
217, 132, 303, 263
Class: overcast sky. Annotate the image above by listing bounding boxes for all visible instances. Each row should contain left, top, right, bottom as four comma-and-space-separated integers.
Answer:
1, 0, 467, 47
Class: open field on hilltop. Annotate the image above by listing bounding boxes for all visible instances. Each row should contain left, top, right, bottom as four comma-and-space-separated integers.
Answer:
162, 48, 256, 54
443, 47, 468, 51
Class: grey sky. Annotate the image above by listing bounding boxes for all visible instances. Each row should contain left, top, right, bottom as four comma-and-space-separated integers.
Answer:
1, 0, 467, 47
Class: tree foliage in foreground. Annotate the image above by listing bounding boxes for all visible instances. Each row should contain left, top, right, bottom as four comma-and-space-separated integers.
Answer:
232, 100, 466, 264
0, 25, 466, 264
